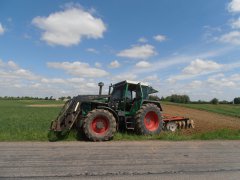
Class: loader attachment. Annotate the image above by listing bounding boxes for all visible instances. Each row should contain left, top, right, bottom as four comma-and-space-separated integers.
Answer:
48, 98, 81, 141
48, 95, 110, 141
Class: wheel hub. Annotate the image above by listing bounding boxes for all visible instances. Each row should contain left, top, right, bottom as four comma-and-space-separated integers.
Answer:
91, 116, 109, 134
96, 121, 104, 129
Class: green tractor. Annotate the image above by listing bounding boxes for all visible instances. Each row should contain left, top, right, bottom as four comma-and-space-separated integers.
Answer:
48, 80, 193, 141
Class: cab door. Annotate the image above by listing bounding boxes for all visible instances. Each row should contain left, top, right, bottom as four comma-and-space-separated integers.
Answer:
128, 83, 143, 115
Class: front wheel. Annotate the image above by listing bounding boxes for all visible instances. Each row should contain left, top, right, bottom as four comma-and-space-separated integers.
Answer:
83, 109, 116, 141
135, 103, 162, 135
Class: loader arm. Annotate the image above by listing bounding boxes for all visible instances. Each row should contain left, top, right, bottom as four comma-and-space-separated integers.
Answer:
50, 98, 81, 135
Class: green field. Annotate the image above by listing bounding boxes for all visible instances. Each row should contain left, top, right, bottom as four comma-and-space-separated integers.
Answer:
165, 102, 240, 118
0, 100, 63, 141
0, 100, 240, 141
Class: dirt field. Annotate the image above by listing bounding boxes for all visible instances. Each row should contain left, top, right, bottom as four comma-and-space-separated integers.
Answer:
163, 104, 240, 135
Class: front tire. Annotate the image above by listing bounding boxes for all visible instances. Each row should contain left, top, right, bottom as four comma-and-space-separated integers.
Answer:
83, 109, 116, 141
135, 103, 162, 135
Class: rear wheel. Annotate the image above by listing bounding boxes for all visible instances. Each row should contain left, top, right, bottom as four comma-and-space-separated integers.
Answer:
83, 109, 116, 141
135, 103, 162, 135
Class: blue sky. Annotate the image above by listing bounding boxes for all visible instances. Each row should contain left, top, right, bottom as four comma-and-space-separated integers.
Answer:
0, 0, 240, 100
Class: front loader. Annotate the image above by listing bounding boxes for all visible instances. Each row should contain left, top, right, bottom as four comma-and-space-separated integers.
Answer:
48, 80, 194, 141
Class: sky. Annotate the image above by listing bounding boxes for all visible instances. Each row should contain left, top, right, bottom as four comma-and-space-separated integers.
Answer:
0, 0, 240, 101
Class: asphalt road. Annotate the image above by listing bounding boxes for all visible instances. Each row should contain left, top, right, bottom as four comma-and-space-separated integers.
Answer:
1, 141, 240, 179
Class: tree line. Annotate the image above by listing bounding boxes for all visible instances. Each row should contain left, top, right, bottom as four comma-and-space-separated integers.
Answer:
1, 95, 240, 105
149, 94, 240, 105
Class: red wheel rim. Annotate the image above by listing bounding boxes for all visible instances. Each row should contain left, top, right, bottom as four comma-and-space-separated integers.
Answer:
91, 116, 109, 134
144, 111, 159, 131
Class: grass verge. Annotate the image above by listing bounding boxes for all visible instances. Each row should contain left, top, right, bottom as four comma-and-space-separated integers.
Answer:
64, 129, 240, 141
114, 129, 240, 141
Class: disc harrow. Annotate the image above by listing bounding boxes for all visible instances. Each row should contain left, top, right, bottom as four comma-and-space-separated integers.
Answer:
162, 114, 194, 132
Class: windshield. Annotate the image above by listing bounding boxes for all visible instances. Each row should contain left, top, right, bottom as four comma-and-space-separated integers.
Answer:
111, 86, 124, 100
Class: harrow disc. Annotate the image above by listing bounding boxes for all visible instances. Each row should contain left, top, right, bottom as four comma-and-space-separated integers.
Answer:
182, 121, 186, 128
166, 122, 178, 132
189, 120, 195, 128
178, 121, 182, 129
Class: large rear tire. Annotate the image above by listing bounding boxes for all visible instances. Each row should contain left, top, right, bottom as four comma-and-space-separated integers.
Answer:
83, 109, 116, 141
135, 103, 162, 135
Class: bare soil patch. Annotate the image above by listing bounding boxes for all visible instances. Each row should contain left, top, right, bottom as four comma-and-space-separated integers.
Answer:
27, 104, 64, 107
163, 104, 240, 135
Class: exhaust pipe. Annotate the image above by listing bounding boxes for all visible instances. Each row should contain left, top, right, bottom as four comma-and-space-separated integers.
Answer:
98, 82, 104, 95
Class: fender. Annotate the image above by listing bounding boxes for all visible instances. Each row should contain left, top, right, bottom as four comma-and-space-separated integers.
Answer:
97, 106, 119, 123
142, 100, 163, 111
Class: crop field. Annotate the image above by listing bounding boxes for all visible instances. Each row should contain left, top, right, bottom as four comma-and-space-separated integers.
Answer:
0, 100, 63, 141
0, 100, 240, 141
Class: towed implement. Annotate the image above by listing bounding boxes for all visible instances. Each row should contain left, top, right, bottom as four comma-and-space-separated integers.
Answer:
48, 80, 194, 141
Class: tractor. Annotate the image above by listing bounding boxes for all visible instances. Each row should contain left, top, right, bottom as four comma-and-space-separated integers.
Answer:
48, 80, 194, 141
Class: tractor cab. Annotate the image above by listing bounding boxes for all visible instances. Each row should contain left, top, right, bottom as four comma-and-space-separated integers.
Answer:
109, 80, 160, 115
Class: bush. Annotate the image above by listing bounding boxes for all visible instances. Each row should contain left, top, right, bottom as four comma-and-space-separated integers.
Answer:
165, 94, 190, 104
149, 95, 161, 101
234, 97, 240, 104
210, 98, 219, 105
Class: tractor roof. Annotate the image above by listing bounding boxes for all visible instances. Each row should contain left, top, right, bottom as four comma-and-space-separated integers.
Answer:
113, 80, 148, 86
113, 80, 158, 94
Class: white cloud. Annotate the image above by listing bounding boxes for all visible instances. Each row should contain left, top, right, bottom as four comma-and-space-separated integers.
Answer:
0, 60, 39, 81
166, 59, 223, 83
109, 60, 120, 68
41, 78, 66, 84
112, 73, 137, 82
219, 31, 240, 44
228, 0, 240, 13
0, 59, 103, 97
135, 61, 151, 68
144, 74, 159, 81
95, 62, 102, 67
32, 6, 106, 46
182, 59, 222, 75
0, 23, 5, 35
153, 34, 166, 42
0, 59, 4, 66
7, 61, 19, 69
231, 17, 240, 29
207, 76, 236, 88
117, 44, 157, 59
230, 73, 240, 81
68, 77, 85, 83
138, 37, 148, 43
187, 80, 203, 89
47, 61, 109, 77
86, 48, 99, 54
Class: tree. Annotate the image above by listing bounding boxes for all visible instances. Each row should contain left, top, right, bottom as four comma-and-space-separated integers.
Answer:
165, 94, 190, 103
234, 97, 240, 104
210, 98, 219, 105
219, 100, 229, 104
149, 95, 161, 101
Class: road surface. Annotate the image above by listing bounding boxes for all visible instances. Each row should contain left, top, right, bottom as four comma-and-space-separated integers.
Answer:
1, 141, 240, 179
